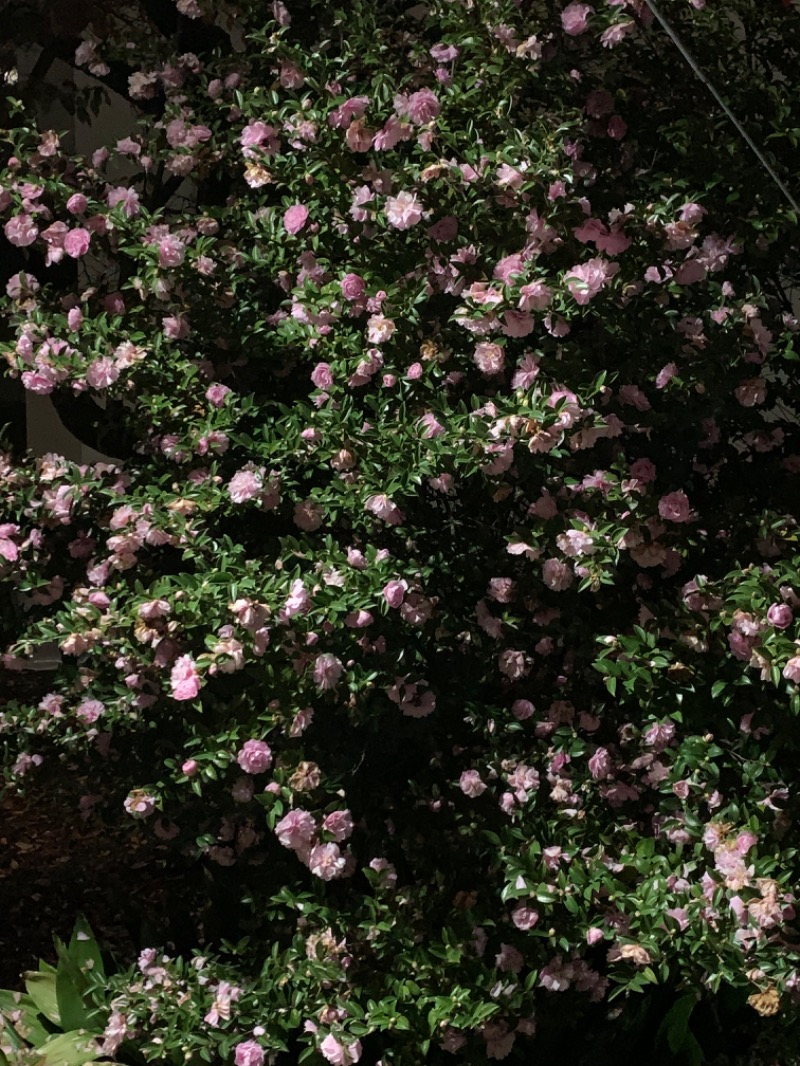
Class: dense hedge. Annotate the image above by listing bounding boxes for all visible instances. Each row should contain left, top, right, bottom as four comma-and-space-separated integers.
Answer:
2, 0, 800, 1062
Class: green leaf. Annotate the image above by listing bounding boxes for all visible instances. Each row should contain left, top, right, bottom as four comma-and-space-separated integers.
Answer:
0, 992, 52, 1047
37, 1031, 107, 1066
25, 971, 60, 1026
656, 993, 698, 1055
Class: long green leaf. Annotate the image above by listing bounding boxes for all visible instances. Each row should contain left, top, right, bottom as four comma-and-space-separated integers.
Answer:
24, 972, 60, 1026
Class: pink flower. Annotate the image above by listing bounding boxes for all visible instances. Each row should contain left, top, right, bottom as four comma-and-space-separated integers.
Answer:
459, 770, 487, 797
276, 809, 316, 850
313, 653, 344, 690
561, 2, 592, 35
404, 88, 440, 124
170, 655, 201, 700
64, 228, 91, 258
76, 699, 105, 724
237, 739, 273, 774
158, 235, 185, 268
499, 649, 531, 680
496, 943, 524, 973
341, 273, 366, 301
228, 469, 263, 503
383, 580, 407, 607
294, 499, 324, 531
367, 314, 395, 344
384, 190, 423, 230
629, 458, 656, 482
309, 842, 346, 881
767, 603, 793, 629
66, 193, 88, 215
565, 258, 618, 304
206, 383, 231, 406
783, 657, 800, 683
234, 1041, 265, 1066
542, 558, 573, 591
473, 342, 505, 375
124, 789, 156, 818
0, 524, 20, 562
4, 214, 38, 247
86, 357, 120, 389
320, 1034, 362, 1065
365, 494, 404, 525
511, 905, 539, 930
658, 490, 692, 523
311, 362, 334, 389
322, 810, 354, 841
283, 203, 309, 234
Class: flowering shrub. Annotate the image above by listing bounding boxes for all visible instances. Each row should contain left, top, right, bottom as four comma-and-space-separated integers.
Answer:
2, 0, 800, 1061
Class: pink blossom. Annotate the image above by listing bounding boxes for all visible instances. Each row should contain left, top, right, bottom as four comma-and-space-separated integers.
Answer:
275, 809, 316, 850
401, 88, 440, 124
322, 809, 354, 841
542, 558, 574, 591
158, 235, 185, 268
767, 603, 793, 629
170, 655, 201, 700
459, 770, 487, 797
341, 273, 366, 301
310, 362, 334, 389
66, 193, 88, 215
294, 499, 324, 531
658, 490, 692, 523
320, 1034, 362, 1066
473, 341, 505, 375
383, 580, 407, 607
206, 383, 231, 406
384, 191, 423, 230
512, 905, 539, 930
518, 282, 553, 313
313, 653, 344, 690
365, 494, 404, 525
4, 214, 38, 247
495, 943, 524, 973
565, 258, 618, 304
64, 228, 91, 258
499, 649, 531, 680
561, 2, 592, 35
512, 699, 535, 720
124, 789, 156, 818
309, 842, 346, 881
283, 203, 309, 234
237, 739, 273, 774
234, 1041, 265, 1066
228, 469, 263, 503
0, 525, 20, 562
783, 657, 800, 683
86, 357, 120, 390
367, 314, 395, 344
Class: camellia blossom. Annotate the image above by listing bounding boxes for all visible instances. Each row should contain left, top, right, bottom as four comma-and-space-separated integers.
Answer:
365, 494, 404, 525
170, 655, 201, 700
275, 809, 316, 851
234, 1042, 265, 1066
283, 203, 309, 234
320, 1034, 363, 1066
561, 2, 592, 35
236, 740, 273, 774
658, 490, 692, 523
313, 653, 344, 689
565, 258, 619, 304
384, 190, 423, 229
309, 842, 346, 881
